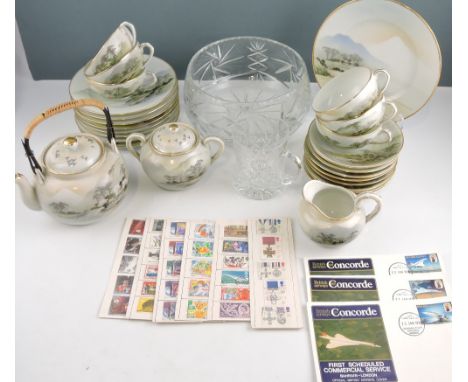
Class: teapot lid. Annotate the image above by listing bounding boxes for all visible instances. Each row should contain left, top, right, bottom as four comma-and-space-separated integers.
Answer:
151, 122, 198, 155
43, 134, 104, 175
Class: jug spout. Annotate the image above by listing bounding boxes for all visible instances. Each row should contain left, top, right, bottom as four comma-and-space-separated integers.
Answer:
302, 180, 356, 220
15, 173, 41, 211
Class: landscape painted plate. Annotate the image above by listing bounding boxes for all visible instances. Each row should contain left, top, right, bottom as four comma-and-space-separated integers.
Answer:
312, 0, 441, 118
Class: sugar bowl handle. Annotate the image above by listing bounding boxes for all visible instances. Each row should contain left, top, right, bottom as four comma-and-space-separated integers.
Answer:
126, 133, 147, 161
203, 137, 224, 162
355, 193, 382, 223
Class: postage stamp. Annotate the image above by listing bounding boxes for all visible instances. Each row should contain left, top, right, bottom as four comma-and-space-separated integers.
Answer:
114, 275, 134, 294
409, 279, 447, 299
264, 280, 287, 304
137, 297, 154, 313
417, 302, 452, 324
170, 222, 187, 237
187, 300, 208, 319
194, 223, 215, 239
164, 280, 179, 298
144, 264, 158, 279
256, 218, 282, 234
141, 281, 157, 295
118, 255, 138, 274
224, 224, 248, 238
163, 301, 176, 320
192, 241, 214, 257
190, 259, 213, 277
258, 261, 286, 279
219, 302, 250, 319
129, 219, 146, 235
144, 249, 160, 263
223, 255, 249, 269
220, 270, 249, 285
262, 236, 281, 258
168, 241, 185, 256
108, 295, 130, 315
148, 234, 162, 250
223, 240, 249, 254
220, 286, 250, 301
166, 260, 182, 277
188, 279, 210, 297
405, 253, 442, 273
152, 219, 165, 232
124, 236, 142, 254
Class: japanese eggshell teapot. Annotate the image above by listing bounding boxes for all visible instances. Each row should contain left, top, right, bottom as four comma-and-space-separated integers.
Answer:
15, 99, 129, 225
126, 122, 224, 190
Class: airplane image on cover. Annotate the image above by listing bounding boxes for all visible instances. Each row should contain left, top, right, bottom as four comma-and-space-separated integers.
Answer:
320, 332, 381, 349
411, 258, 427, 268
413, 285, 439, 295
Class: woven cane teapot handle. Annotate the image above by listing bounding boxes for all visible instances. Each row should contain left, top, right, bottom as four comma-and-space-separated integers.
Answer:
21, 99, 115, 174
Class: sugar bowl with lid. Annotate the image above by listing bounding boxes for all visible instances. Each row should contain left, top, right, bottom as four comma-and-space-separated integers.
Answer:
126, 122, 224, 190
15, 99, 129, 225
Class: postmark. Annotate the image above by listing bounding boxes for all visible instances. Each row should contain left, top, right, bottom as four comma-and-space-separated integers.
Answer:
388, 262, 409, 276
258, 261, 286, 279
257, 218, 282, 234
399, 312, 425, 336
392, 289, 414, 301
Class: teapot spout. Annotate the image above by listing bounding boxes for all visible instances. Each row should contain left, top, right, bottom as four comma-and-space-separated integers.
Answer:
15, 173, 41, 211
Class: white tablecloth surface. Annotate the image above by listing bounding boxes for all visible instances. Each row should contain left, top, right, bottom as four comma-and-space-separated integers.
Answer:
15, 78, 451, 382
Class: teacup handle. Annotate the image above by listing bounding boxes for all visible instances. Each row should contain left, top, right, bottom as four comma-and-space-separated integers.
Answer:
355, 193, 382, 223
374, 69, 391, 94
140, 42, 154, 65
281, 152, 302, 186
203, 137, 225, 162
383, 102, 398, 122
126, 133, 147, 161
120, 21, 137, 44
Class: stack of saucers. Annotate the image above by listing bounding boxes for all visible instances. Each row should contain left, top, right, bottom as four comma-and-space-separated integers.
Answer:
69, 22, 179, 147
304, 67, 404, 193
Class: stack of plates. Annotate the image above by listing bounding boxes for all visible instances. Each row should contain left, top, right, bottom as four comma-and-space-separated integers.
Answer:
303, 119, 404, 193
70, 56, 179, 147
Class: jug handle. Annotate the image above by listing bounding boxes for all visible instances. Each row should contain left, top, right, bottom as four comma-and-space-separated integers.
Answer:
21, 99, 115, 175
355, 193, 382, 223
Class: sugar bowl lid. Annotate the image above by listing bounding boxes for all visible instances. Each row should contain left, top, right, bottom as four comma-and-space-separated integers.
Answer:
43, 134, 104, 175
151, 122, 199, 155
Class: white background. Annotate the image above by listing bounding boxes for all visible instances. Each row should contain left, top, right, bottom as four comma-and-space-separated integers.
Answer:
14, 23, 452, 382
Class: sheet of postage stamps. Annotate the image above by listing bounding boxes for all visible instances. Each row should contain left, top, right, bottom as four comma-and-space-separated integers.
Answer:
100, 217, 301, 327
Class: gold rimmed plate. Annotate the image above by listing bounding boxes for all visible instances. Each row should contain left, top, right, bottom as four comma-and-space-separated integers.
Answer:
312, 0, 441, 118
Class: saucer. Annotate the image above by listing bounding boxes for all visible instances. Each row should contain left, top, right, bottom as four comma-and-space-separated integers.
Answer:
312, 0, 441, 118
307, 119, 404, 169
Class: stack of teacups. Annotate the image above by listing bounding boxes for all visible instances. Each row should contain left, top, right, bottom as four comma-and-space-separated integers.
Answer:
84, 22, 156, 98
69, 21, 180, 148
304, 67, 404, 193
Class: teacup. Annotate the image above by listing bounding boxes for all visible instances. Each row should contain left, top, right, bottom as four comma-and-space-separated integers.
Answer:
317, 97, 398, 136
86, 42, 154, 84
84, 21, 137, 77
313, 67, 390, 121
88, 71, 157, 99
316, 118, 392, 148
